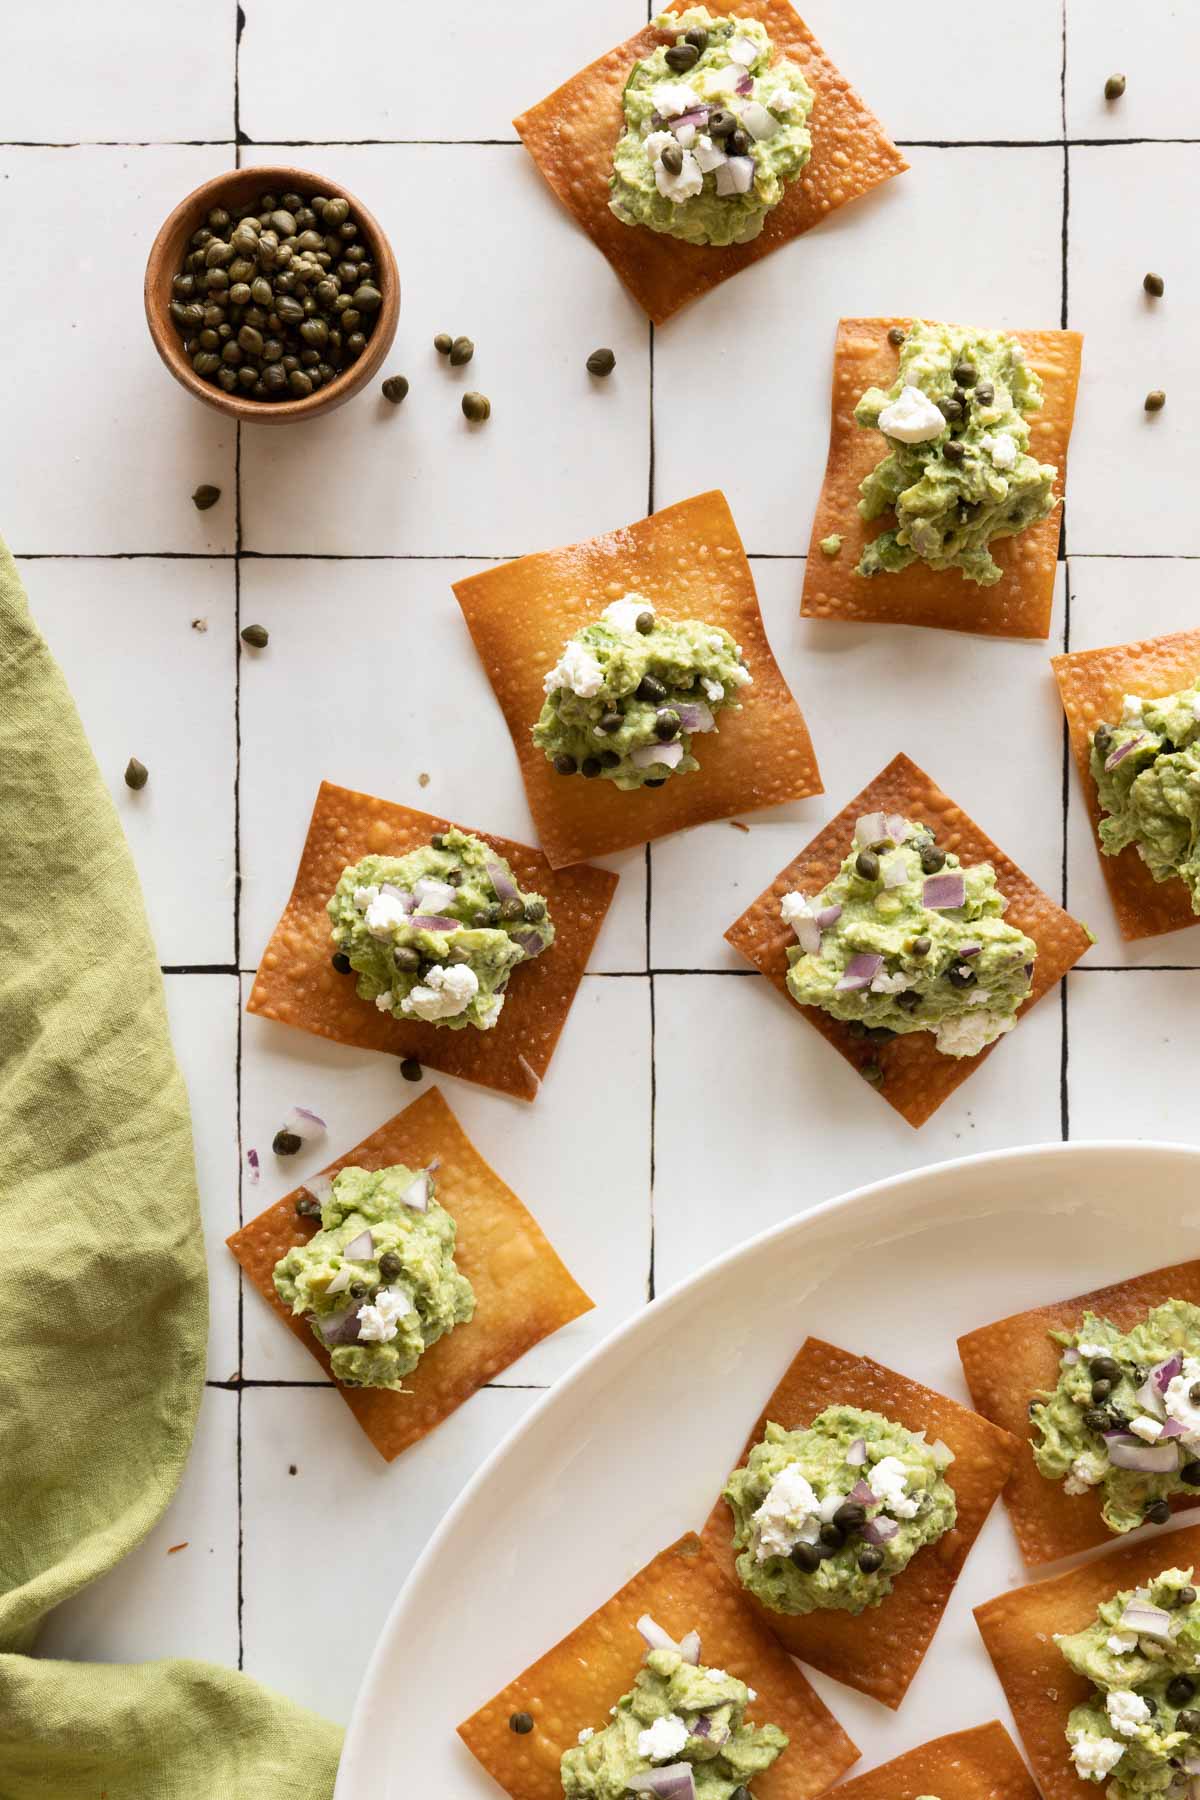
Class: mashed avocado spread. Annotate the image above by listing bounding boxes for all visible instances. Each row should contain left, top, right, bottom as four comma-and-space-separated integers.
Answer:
327, 827, 553, 1030
273, 1163, 475, 1389
854, 320, 1058, 586
610, 7, 813, 247
1090, 680, 1200, 914
723, 1405, 956, 1617
561, 1640, 786, 1799
781, 811, 1037, 1060
533, 593, 751, 790
1060, 1566, 1200, 1800
1031, 1300, 1200, 1534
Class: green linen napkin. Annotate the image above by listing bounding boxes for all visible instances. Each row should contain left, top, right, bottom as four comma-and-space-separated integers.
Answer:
0, 540, 343, 1798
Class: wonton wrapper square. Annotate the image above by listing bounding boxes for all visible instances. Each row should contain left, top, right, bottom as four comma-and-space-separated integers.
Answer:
700, 1337, 1019, 1708
246, 782, 617, 1099
958, 1256, 1200, 1566
453, 491, 822, 869
227, 1087, 592, 1461
802, 319, 1083, 639
975, 1522, 1200, 1800
457, 1532, 859, 1800
725, 752, 1094, 1128
832, 1721, 1039, 1800
514, 0, 907, 326
1053, 628, 1200, 939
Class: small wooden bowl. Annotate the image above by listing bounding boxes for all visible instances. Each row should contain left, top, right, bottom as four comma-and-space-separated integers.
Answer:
144, 165, 399, 423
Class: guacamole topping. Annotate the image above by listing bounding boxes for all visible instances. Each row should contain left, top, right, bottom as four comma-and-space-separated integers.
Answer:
780, 811, 1037, 1060
1030, 1300, 1200, 1534
560, 1638, 787, 1799
1090, 681, 1200, 914
327, 827, 553, 1030
853, 320, 1058, 586
1059, 1565, 1200, 1800
723, 1405, 956, 1617
609, 7, 813, 247
819, 534, 843, 558
273, 1162, 475, 1389
532, 593, 751, 790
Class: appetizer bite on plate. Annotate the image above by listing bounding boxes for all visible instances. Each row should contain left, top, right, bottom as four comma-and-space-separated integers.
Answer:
514, 2, 905, 324
246, 782, 617, 1099
458, 1532, 860, 1800
701, 1337, 1019, 1707
976, 1523, 1200, 1800
454, 492, 821, 868
959, 1257, 1200, 1565
803, 319, 1082, 638
227, 1088, 591, 1460
1053, 628, 1200, 939
725, 753, 1093, 1127
828, 1721, 1038, 1800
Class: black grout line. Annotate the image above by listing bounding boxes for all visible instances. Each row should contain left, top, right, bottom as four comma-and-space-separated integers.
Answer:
1073, 965, 1200, 973
162, 962, 239, 975
1060, 0, 1068, 139
16, 548, 1200, 565
647, 973, 658, 1304
207, 1377, 551, 1391
6, 135, 1200, 150
1058, 1, 1071, 1149
232, 23, 246, 1676
173, 960, 1200, 979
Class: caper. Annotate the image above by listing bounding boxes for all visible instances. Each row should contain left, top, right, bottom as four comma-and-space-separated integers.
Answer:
790, 1542, 822, 1573
581, 757, 602, 779
1180, 1709, 1200, 1735
322, 196, 350, 226
1168, 1677, 1197, 1707
192, 484, 221, 511
272, 1129, 302, 1156
393, 945, 421, 971
217, 367, 239, 393
862, 1061, 884, 1086
947, 964, 977, 989
508, 1712, 534, 1735
887, 325, 906, 345
684, 24, 708, 49
263, 364, 288, 394
953, 360, 977, 387
192, 351, 221, 376
655, 709, 680, 741
398, 1060, 422, 1085
975, 380, 995, 405
855, 849, 880, 881
818, 1522, 844, 1549
708, 108, 737, 137
287, 369, 312, 396
943, 439, 965, 464
1104, 73, 1126, 99
300, 317, 329, 349
896, 989, 922, 1011
920, 845, 946, 874
587, 347, 616, 377
353, 283, 382, 313
857, 1545, 884, 1573
381, 375, 409, 404
1145, 1499, 1172, 1525
1145, 389, 1166, 412
123, 756, 149, 790
1090, 1377, 1113, 1402
912, 935, 931, 958
221, 341, 242, 367
1143, 271, 1165, 298
637, 675, 667, 704
434, 331, 453, 355
1089, 1355, 1120, 1381
447, 334, 475, 367
1083, 1407, 1115, 1432
659, 142, 685, 176
346, 332, 366, 357
1179, 1588, 1198, 1609
665, 41, 699, 71
553, 753, 577, 775
727, 129, 750, 156
240, 623, 269, 649
462, 390, 491, 422
938, 395, 963, 422
833, 1500, 866, 1532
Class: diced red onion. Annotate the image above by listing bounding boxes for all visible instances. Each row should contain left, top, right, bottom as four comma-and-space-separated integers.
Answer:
380, 882, 415, 912
1135, 1372, 1168, 1419
628, 1768, 696, 1800
923, 872, 966, 910
728, 32, 758, 64
846, 1438, 867, 1467
881, 853, 908, 889
714, 155, 755, 197
740, 99, 778, 139
425, 1155, 441, 1175
815, 904, 843, 930
635, 1615, 700, 1663
325, 1266, 353, 1296
675, 700, 715, 733
848, 1479, 875, 1508
860, 1515, 899, 1546
793, 914, 821, 955
1162, 1418, 1186, 1438
959, 942, 982, 958
677, 1630, 701, 1665
1062, 1347, 1079, 1365
281, 1105, 327, 1143
1105, 733, 1146, 772
885, 813, 909, 843
486, 858, 520, 904
670, 106, 709, 134
343, 1230, 374, 1261
1023, 961, 1035, 979
692, 1714, 711, 1739
315, 1304, 362, 1348
734, 72, 753, 95
836, 952, 883, 991
1155, 1353, 1184, 1392
930, 1438, 954, 1467
409, 913, 460, 933
413, 875, 458, 912
693, 135, 727, 174
247, 1147, 260, 1182
632, 740, 685, 771
855, 812, 888, 846
303, 1170, 335, 1205
1118, 1598, 1173, 1638
402, 1172, 431, 1213
512, 929, 547, 960
1183, 1756, 1200, 1776
1104, 1434, 1180, 1473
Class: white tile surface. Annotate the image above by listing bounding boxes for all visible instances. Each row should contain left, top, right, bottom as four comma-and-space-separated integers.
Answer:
237, 144, 650, 558
1066, 145, 1198, 556
654, 146, 1064, 555
21, 556, 237, 966
1064, 1, 1193, 139
238, 556, 646, 972
240, 1384, 536, 1722
1069, 970, 1200, 1140
0, 148, 236, 554
238, 972, 651, 1384
6, 2, 233, 143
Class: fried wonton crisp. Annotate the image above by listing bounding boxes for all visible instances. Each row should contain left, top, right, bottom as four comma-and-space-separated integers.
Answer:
831, 1722, 1038, 1800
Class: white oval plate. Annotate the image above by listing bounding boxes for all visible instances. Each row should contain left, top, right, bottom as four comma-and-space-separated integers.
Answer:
335, 1140, 1200, 1796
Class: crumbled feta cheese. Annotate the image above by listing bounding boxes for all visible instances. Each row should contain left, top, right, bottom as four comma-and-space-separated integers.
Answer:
692, 133, 727, 175
1120, 694, 1145, 727
1107, 1631, 1139, 1655
412, 876, 457, 914
877, 384, 946, 445
867, 1455, 919, 1519
474, 990, 506, 1029
374, 989, 394, 1013
644, 129, 677, 164
694, 61, 747, 98
601, 595, 651, 634
577, 1727, 595, 1744
399, 963, 479, 1022
1077, 1343, 1108, 1358
544, 638, 604, 698
637, 1714, 689, 1762
779, 892, 813, 929
708, 633, 724, 651
356, 1285, 412, 1344
1106, 1690, 1151, 1737
353, 883, 379, 911
674, 122, 698, 148
870, 970, 911, 995
739, 100, 780, 141
752, 1461, 819, 1561
365, 890, 412, 939
934, 1009, 1016, 1058
655, 146, 704, 203
704, 1668, 729, 1682
763, 81, 800, 115
651, 81, 702, 118
1063, 1449, 1109, 1495
728, 664, 752, 687
1069, 1733, 1125, 1780
1129, 1416, 1165, 1443
1165, 1358, 1200, 1433
982, 431, 1019, 470
701, 676, 725, 702
747, 1687, 757, 1702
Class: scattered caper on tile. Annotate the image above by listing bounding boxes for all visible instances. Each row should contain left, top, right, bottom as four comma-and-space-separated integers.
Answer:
509, 1713, 534, 1735
434, 332, 453, 355
449, 335, 475, 366
861, 1062, 884, 1087
192, 484, 221, 510
462, 390, 491, 422
1144, 272, 1165, 297
273, 1129, 302, 1155
399, 1057, 423, 1083
381, 374, 409, 403
331, 952, 351, 974
124, 757, 149, 790
587, 346, 616, 377
887, 325, 906, 346
240, 623, 269, 648
1145, 388, 1166, 412
1104, 72, 1127, 99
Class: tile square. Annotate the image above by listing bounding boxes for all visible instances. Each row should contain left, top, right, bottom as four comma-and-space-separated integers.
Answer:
21, 556, 236, 966
1066, 145, 1200, 555
652, 971, 1064, 1291
651, 559, 1067, 968
654, 145, 1064, 555
240, 1384, 536, 1722
1063, 556, 1200, 964
0, 148, 236, 554
238, 973, 651, 1384
237, 557, 646, 972
1065, 2, 1193, 139
238, 0, 633, 143
6, 1, 233, 142
1068, 968, 1200, 1140
165, 976, 241, 1382
35, 1388, 238, 1667
237, 144, 649, 558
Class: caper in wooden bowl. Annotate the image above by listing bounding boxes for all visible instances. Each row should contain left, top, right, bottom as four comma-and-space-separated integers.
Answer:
144, 165, 399, 423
